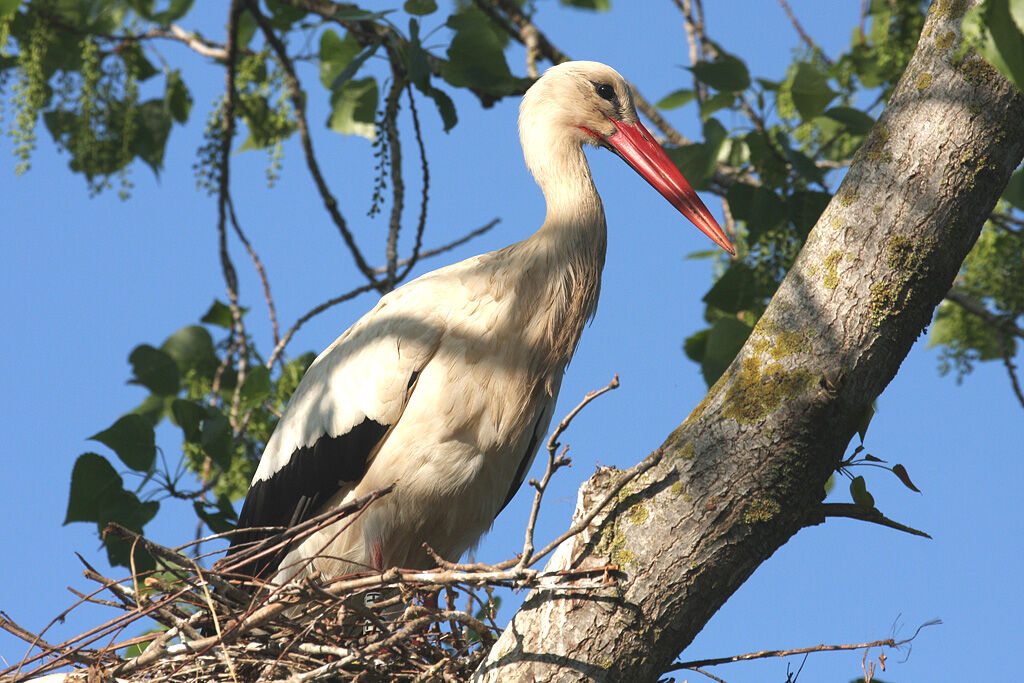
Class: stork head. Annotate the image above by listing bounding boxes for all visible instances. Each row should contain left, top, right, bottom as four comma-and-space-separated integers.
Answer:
520, 61, 735, 255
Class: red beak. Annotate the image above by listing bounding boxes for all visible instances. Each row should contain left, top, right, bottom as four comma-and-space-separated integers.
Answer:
587, 118, 735, 255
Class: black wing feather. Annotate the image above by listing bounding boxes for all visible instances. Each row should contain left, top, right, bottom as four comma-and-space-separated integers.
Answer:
496, 411, 548, 516
228, 418, 388, 579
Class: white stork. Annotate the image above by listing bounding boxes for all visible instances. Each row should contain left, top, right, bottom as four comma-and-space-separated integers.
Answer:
229, 61, 734, 584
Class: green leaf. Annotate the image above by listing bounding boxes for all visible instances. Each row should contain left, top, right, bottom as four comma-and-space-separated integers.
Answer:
701, 317, 753, 386
667, 144, 713, 191
745, 131, 788, 187
786, 190, 832, 237
265, 0, 307, 29
240, 365, 271, 402
0, 0, 20, 19
787, 146, 826, 185
193, 495, 237, 534
327, 77, 378, 139
120, 44, 159, 82
700, 91, 736, 121
443, 7, 517, 96
148, 0, 194, 25
319, 30, 361, 89
165, 70, 192, 123
132, 99, 173, 173
162, 325, 217, 378
405, 19, 458, 131
236, 9, 257, 47
928, 300, 1006, 361
667, 118, 728, 190
424, 86, 458, 131
892, 464, 921, 493
849, 475, 875, 507
65, 452, 159, 569
404, 0, 437, 14
560, 0, 610, 8
789, 62, 838, 120
201, 299, 238, 329
1003, 167, 1024, 209
90, 414, 156, 472
683, 327, 710, 364
329, 42, 380, 93
823, 106, 875, 134
656, 89, 696, 110
962, 0, 1024, 92
65, 453, 125, 525
277, 352, 316, 403
690, 53, 751, 92
129, 345, 180, 396
133, 393, 172, 425
726, 183, 786, 240
201, 407, 233, 469
171, 399, 204, 443
702, 263, 764, 314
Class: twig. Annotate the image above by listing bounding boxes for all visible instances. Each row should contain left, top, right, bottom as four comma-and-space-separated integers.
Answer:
672, 0, 709, 110
383, 59, 406, 292
247, 0, 381, 288
519, 375, 620, 569
665, 619, 941, 672
264, 282, 377, 371
227, 194, 281, 352
944, 288, 1024, 340
1001, 337, 1024, 410
777, 0, 832, 64
373, 219, 501, 275
395, 83, 431, 283
527, 447, 664, 568
818, 503, 931, 538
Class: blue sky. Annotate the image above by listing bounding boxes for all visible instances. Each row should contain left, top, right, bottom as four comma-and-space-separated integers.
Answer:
2, 2, 1021, 681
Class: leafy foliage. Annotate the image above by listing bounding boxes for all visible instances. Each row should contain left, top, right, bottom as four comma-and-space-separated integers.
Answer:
961, 0, 1024, 92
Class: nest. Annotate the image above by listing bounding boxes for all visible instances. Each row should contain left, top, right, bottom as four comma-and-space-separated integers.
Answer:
1, 378, 638, 683
0, 490, 513, 683
0, 487, 627, 683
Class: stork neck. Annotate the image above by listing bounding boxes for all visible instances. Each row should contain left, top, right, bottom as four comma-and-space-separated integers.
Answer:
529, 141, 607, 247
507, 141, 607, 374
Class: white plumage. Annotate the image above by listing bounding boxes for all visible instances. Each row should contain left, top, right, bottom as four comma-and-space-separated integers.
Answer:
230, 61, 733, 584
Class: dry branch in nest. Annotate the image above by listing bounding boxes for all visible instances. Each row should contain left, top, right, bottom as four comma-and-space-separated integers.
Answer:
1, 377, 637, 683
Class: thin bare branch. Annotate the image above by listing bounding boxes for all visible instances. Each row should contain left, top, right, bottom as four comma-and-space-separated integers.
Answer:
383, 63, 406, 292
265, 282, 377, 371
527, 446, 663, 568
665, 619, 941, 672
375, 219, 501, 276
1001, 339, 1024, 410
945, 288, 1024, 340
519, 375, 620, 569
246, 0, 381, 289
777, 0, 833, 64
395, 83, 431, 282
227, 194, 281, 351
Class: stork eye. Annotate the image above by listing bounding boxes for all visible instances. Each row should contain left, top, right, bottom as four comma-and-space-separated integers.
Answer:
594, 82, 616, 102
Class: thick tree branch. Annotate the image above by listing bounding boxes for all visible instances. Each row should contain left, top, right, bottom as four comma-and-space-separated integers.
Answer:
474, 3, 1024, 680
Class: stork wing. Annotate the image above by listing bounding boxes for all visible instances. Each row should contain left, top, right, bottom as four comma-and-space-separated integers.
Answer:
228, 284, 446, 578
497, 398, 555, 515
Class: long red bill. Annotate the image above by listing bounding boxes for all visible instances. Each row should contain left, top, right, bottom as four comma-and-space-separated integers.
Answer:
591, 118, 735, 255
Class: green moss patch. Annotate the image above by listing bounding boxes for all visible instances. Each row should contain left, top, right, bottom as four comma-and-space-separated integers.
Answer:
722, 357, 816, 424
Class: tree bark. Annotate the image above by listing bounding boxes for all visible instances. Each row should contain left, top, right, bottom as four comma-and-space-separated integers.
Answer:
474, 2, 1024, 681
